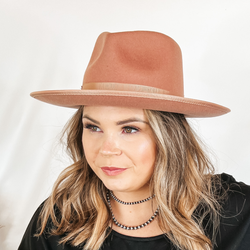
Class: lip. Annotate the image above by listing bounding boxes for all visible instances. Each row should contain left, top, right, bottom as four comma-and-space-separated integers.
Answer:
101, 167, 127, 176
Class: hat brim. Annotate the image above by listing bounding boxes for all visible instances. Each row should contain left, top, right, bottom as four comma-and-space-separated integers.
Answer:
30, 89, 230, 118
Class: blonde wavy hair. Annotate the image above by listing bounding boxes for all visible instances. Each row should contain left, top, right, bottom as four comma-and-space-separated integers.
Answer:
37, 106, 222, 250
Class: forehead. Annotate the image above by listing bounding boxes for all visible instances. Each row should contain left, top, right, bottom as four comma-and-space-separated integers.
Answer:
83, 106, 147, 120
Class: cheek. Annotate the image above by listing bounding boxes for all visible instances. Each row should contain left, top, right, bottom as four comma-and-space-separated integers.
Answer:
134, 138, 157, 166
82, 133, 97, 165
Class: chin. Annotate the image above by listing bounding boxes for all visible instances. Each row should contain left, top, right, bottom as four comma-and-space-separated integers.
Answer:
101, 179, 130, 192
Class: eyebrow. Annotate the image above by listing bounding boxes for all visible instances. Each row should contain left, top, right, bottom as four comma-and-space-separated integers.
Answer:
82, 115, 148, 125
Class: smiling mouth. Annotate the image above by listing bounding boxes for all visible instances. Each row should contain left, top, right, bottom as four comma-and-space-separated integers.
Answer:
101, 167, 127, 176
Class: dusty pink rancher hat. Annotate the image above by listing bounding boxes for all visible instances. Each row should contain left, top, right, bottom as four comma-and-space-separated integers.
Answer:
30, 31, 230, 117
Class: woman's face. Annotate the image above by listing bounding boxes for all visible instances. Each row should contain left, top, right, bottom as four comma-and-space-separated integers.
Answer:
82, 106, 157, 194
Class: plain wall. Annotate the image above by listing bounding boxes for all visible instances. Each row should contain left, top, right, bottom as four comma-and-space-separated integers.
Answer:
0, 0, 250, 249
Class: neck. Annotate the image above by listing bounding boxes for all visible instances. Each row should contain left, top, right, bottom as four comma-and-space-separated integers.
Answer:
107, 191, 162, 237
109, 190, 158, 226
111, 186, 153, 203
110, 190, 154, 205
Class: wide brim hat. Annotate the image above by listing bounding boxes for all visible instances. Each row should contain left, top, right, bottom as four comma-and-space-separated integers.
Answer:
31, 31, 230, 117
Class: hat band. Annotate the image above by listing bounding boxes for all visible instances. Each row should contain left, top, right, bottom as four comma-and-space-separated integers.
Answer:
81, 82, 170, 94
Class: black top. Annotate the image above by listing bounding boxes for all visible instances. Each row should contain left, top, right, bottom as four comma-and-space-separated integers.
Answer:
18, 173, 250, 250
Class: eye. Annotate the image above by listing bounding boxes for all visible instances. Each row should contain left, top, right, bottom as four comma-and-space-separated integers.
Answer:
84, 124, 101, 132
123, 126, 139, 134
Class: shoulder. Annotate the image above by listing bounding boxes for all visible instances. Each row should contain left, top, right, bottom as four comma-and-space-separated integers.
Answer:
18, 202, 45, 249
219, 173, 250, 216
18, 201, 77, 250
215, 173, 250, 250
219, 172, 250, 193
217, 172, 250, 218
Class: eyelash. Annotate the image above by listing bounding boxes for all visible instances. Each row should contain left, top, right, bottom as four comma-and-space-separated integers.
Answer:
83, 124, 101, 132
83, 123, 139, 134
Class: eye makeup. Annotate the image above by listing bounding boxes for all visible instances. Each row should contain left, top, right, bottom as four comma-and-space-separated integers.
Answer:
83, 122, 140, 134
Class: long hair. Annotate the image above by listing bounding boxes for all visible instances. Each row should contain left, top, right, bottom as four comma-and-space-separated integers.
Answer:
37, 106, 222, 250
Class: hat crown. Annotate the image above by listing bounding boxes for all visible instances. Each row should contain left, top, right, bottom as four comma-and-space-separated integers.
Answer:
83, 31, 184, 97
30, 30, 230, 117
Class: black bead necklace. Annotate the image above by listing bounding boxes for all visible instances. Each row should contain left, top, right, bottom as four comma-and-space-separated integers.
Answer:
109, 190, 155, 205
107, 191, 159, 230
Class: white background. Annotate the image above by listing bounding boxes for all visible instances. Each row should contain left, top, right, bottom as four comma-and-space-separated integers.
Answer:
0, 1, 250, 249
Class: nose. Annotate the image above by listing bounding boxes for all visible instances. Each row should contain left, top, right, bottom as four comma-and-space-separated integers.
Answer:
99, 135, 122, 156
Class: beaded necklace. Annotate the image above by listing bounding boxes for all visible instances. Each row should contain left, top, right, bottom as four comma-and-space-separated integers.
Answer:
107, 191, 159, 230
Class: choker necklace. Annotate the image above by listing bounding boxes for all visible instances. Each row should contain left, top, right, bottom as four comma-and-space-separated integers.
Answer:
107, 192, 159, 230
109, 190, 155, 205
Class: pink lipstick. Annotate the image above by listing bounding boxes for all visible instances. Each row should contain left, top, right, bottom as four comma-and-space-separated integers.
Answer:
101, 167, 127, 176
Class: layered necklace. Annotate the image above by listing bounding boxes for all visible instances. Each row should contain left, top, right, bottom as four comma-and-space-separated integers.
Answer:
107, 191, 159, 230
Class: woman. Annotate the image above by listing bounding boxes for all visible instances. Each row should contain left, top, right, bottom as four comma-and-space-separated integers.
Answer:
18, 31, 250, 250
